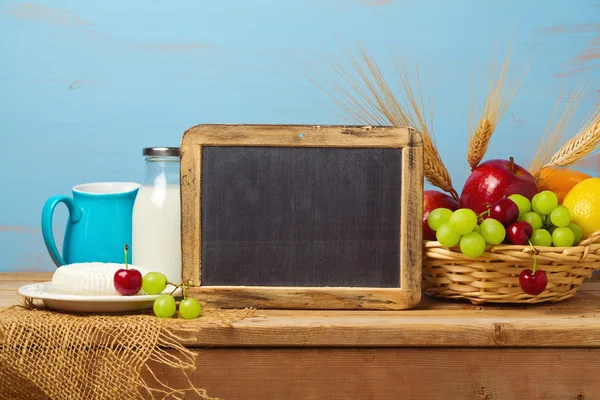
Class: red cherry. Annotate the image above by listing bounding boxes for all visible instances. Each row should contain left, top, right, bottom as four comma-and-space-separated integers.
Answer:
506, 220, 533, 245
519, 269, 548, 295
489, 198, 519, 226
114, 268, 143, 296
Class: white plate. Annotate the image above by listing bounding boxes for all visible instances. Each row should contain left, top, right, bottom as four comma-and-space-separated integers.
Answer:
18, 282, 182, 313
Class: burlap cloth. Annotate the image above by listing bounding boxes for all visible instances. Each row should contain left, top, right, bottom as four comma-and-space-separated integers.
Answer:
0, 298, 257, 400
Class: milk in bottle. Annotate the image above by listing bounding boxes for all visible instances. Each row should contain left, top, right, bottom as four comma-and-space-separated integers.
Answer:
132, 147, 181, 283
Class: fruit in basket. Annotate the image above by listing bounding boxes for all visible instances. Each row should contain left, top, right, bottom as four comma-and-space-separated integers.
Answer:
530, 229, 553, 247
449, 208, 478, 235
549, 206, 571, 228
460, 157, 538, 214
567, 223, 583, 244
435, 223, 462, 247
552, 227, 575, 247
489, 197, 519, 226
562, 177, 600, 239
519, 269, 548, 295
460, 231, 487, 258
506, 220, 533, 245
427, 208, 453, 231
479, 218, 505, 245
423, 190, 460, 240
508, 194, 531, 217
531, 190, 558, 216
537, 166, 591, 204
113, 245, 143, 296
519, 211, 543, 230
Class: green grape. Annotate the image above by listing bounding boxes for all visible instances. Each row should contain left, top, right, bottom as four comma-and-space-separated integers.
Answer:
552, 227, 575, 247
179, 298, 202, 319
436, 223, 462, 247
519, 211, 543, 231
459, 231, 487, 258
449, 208, 478, 235
153, 294, 177, 318
473, 225, 481, 233
549, 206, 570, 228
568, 223, 583, 244
531, 190, 558, 215
530, 229, 552, 247
427, 208, 453, 231
142, 272, 168, 295
508, 194, 531, 216
479, 218, 506, 245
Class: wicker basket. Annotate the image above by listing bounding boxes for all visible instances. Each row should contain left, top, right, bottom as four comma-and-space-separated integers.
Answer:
422, 230, 600, 304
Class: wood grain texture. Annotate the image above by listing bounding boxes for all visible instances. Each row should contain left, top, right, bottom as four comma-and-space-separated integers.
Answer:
3, 273, 600, 348
180, 124, 422, 148
400, 145, 423, 294
146, 348, 600, 400
180, 124, 424, 310
186, 286, 421, 310
180, 135, 202, 286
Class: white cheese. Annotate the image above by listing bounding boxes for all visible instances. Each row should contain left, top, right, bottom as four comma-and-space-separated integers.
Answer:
49, 262, 149, 296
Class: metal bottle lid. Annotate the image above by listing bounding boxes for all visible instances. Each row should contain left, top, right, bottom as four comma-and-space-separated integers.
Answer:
142, 147, 181, 157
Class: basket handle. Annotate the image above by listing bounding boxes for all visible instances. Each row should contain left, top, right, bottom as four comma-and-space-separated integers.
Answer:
579, 230, 600, 246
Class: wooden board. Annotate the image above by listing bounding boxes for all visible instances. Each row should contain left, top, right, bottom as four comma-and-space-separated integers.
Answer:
146, 348, 600, 400
180, 124, 424, 310
3, 273, 600, 348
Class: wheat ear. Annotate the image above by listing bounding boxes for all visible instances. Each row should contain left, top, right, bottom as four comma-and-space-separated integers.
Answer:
542, 105, 600, 170
310, 44, 459, 201
467, 47, 525, 171
528, 82, 587, 177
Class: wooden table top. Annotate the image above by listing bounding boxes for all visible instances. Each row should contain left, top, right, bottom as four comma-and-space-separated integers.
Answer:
2, 271, 600, 348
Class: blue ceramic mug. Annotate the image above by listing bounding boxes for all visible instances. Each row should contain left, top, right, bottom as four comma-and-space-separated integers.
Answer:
41, 182, 140, 267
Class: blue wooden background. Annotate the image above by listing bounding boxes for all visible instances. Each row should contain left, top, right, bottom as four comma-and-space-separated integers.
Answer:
1, 0, 598, 272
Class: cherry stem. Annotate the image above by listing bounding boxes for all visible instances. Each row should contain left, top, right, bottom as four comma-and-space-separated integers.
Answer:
124, 244, 129, 270
527, 239, 538, 273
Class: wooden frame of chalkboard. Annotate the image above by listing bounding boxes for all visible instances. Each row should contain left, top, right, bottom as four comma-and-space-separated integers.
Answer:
180, 124, 423, 310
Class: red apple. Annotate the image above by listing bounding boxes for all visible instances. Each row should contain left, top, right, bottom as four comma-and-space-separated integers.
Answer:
460, 157, 538, 215
423, 190, 460, 240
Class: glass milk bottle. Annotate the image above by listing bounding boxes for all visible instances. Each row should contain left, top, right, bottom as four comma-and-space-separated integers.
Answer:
132, 147, 181, 283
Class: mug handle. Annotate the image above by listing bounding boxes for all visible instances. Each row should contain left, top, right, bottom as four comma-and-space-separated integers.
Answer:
41, 195, 83, 267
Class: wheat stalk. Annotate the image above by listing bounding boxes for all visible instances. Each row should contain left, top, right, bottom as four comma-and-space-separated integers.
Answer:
467, 46, 525, 171
528, 82, 588, 177
541, 105, 600, 170
310, 44, 459, 201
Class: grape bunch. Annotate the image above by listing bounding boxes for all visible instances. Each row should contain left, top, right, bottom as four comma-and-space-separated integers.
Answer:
142, 272, 202, 319
427, 190, 584, 259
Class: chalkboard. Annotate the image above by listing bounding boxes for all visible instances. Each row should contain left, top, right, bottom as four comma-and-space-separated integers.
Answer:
180, 125, 423, 310
201, 146, 402, 287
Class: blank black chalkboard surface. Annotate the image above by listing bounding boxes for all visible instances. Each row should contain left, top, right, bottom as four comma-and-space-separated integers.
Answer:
180, 124, 423, 310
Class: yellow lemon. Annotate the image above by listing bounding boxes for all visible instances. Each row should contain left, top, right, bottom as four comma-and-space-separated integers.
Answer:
562, 177, 600, 240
